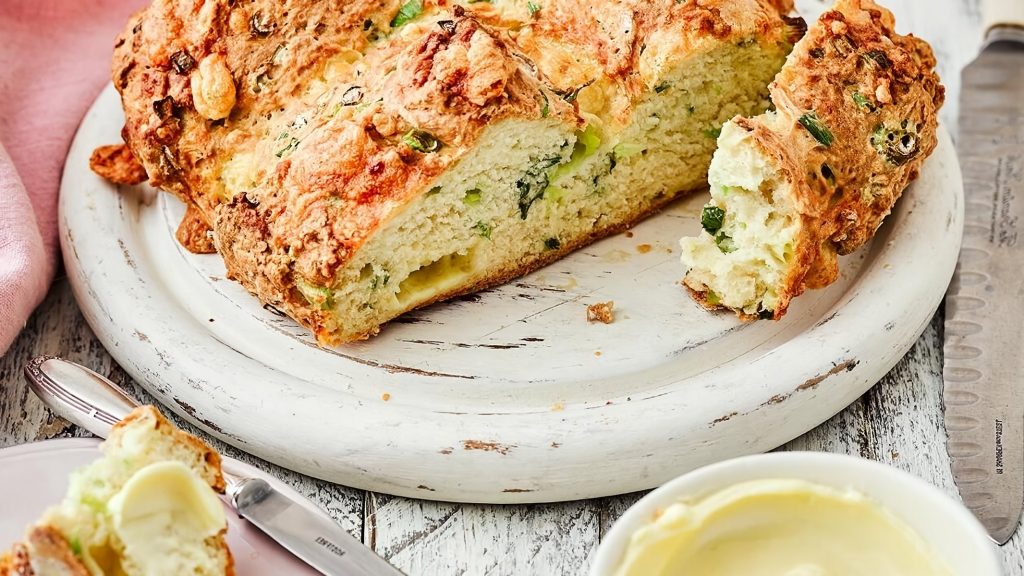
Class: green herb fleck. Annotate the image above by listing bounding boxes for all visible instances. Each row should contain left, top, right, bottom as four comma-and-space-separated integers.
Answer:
370, 273, 390, 290
540, 91, 550, 118
705, 290, 721, 306
654, 81, 672, 93
81, 494, 107, 512
391, 0, 423, 28
473, 221, 493, 239
798, 112, 834, 147
427, 185, 442, 196
576, 124, 601, 157
544, 237, 561, 250
403, 129, 441, 153
687, 104, 696, 115
296, 279, 334, 310
703, 126, 722, 139
852, 91, 875, 111
561, 80, 593, 103
700, 205, 725, 235
463, 188, 482, 205
275, 137, 300, 158
527, 2, 542, 16
714, 232, 737, 254
69, 537, 83, 558
517, 155, 562, 219
612, 142, 644, 161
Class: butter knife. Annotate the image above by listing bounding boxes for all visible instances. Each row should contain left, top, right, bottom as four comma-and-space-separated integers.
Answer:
23, 356, 405, 576
943, 0, 1024, 545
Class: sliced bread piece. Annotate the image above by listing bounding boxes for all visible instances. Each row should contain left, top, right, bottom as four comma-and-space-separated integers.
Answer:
0, 406, 233, 576
678, 0, 944, 319
105, 0, 800, 344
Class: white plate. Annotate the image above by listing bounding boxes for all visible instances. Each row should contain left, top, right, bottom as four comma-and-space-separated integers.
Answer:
0, 438, 319, 574
60, 85, 963, 503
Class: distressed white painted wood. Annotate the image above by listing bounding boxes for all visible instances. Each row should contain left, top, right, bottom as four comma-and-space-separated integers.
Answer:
2, 0, 1019, 574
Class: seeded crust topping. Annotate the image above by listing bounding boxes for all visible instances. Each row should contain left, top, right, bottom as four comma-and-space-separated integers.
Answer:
679, 0, 944, 320
101, 0, 798, 344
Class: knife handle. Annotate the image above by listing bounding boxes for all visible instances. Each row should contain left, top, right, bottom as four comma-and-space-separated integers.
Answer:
24, 356, 139, 439
982, 0, 1024, 35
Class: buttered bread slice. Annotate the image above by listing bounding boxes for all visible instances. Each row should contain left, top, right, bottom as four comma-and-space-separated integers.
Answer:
0, 407, 233, 576
679, 0, 943, 319
105, 0, 801, 344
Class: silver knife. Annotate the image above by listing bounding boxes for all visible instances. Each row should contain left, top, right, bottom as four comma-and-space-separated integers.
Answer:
944, 0, 1024, 545
23, 356, 405, 576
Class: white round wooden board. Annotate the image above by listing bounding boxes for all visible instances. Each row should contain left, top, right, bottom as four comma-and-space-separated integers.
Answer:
60, 85, 963, 503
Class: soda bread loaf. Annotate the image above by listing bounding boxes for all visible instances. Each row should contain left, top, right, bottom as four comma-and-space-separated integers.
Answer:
0, 407, 233, 576
678, 0, 944, 319
104, 0, 802, 344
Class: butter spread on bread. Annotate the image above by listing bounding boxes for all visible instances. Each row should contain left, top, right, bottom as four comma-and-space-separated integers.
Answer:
104, 0, 801, 344
0, 407, 233, 576
679, 0, 943, 319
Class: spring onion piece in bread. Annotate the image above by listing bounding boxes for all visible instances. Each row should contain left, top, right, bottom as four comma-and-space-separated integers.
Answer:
101, 0, 803, 345
0, 406, 233, 576
679, 0, 944, 319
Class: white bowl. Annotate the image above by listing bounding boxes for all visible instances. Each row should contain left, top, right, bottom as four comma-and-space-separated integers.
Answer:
591, 452, 1002, 576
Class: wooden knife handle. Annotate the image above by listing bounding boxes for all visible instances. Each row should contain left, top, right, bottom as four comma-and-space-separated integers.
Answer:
983, 0, 1024, 34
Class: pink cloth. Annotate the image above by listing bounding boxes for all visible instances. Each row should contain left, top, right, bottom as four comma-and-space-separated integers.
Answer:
0, 0, 144, 354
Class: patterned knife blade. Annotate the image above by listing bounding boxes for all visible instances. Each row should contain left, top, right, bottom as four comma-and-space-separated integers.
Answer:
944, 25, 1024, 545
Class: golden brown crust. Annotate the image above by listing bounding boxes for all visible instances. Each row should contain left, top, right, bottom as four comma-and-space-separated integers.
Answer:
693, 0, 942, 318
0, 546, 29, 576
111, 405, 227, 493
0, 527, 91, 576
106, 0, 794, 343
88, 144, 148, 186
176, 203, 217, 254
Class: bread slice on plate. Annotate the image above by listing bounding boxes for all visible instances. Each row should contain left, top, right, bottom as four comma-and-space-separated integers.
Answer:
0, 407, 233, 576
102, 0, 803, 345
678, 0, 944, 319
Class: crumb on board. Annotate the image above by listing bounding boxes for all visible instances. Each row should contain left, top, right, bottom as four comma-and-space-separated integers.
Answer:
381, 392, 391, 402
594, 351, 602, 357
551, 402, 565, 412
587, 301, 615, 324
625, 231, 634, 238
636, 244, 652, 254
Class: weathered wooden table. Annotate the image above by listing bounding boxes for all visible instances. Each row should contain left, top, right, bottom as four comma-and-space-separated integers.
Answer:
4, 0, 1021, 573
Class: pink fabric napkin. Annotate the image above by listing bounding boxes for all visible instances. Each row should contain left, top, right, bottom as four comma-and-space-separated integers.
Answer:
0, 0, 145, 354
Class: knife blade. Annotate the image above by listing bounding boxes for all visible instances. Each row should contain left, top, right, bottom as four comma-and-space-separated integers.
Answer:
944, 0, 1024, 545
24, 356, 405, 576
231, 477, 406, 576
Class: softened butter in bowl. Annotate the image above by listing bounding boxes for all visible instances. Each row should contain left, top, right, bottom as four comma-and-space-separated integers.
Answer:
614, 479, 951, 576
592, 453, 1001, 576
